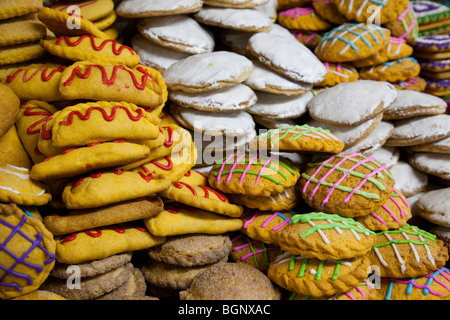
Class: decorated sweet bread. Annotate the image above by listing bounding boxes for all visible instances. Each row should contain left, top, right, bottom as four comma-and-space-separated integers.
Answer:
316, 62, 359, 87
383, 2, 419, 45
0, 203, 55, 300
359, 57, 421, 82
299, 152, 395, 218
229, 185, 300, 211
277, 7, 332, 31
59, 62, 167, 108
40, 35, 141, 67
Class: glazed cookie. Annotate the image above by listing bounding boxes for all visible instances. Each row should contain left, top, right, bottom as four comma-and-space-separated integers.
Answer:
246, 91, 313, 119
208, 152, 301, 197
367, 224, 449, 278
230, 184, 300, 211
342, 121, 394, 156
277, 7, 332, 31
355, 188, 411, 231
314, 23, 391, 62
203, 0, 269, 8
249, 124, 344, 153
169, 103, 255, 136
291, 30, 324, 49
359, 57, 421, 82
376, 267, 450, 300
116, 0, 203, 18
240, 208, 294, 242
383, 89, 447, 120
316, 62, 359, 87
412, 1, 450, 25
415, 187, 450, 227
37, 7, 109, 39
291, 280, 377, 300
420, 58, 450, 73
0, 0, 42, 20
163, 51, 253, 93
268, 251, 370, 297
137, 15, 215, 55
299, 152, 395, 218
393, 76, 427, 91
0, 83, 20, 137
131, 33, 191, 72
408, 136, 450, 154
243, 59, 313, 96
308, 113, 384, 149
425, 78, 450, 97
389, 160, 428, 197
274, 212, 376, 260
180, 262, 281, 300
193, 7, 273, 32
311, 0, 348, 25
0, 41, 46, 66
44, 197, 163, 236
248, 32, 327, 84
385, 114, 450, 147
307, 80, 397, 126
229, 232, 282, 274
409, 152, 450, 181
0, 204, 56, 300
168, 83, 257, 112
0, 15, 47, 47
330, 0, 410, 24
40, 35, 140, 67
382, 2, 419, 44
56, 224, 165, 264
59, 62, 167, 108
413, 34, 450, 56
144, 202, 243, 237
4, 64, 66, 102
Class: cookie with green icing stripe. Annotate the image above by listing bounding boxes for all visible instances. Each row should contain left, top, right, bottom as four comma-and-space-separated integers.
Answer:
367, 224, 449, 278
299, 152, 395, 218
274, 212, 376, 260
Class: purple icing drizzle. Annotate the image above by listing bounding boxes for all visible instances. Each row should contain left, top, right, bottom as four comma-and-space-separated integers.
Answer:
0, 214, 55, 292
426, 78, 450, 89
414, 35, 450, 50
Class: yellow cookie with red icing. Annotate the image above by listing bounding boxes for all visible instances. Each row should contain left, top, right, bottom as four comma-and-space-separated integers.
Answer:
59, 61, 167, 108
37, 101, 161, 155
4, 64, 66, 102
159, 169, 244, 218
277, 7, 332, 31
40, 35, 140, 67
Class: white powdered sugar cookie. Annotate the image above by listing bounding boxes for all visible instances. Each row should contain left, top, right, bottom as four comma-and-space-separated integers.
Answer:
137, 15, 215, 54
409, 152, 450, 181
247, 32, 327, 84
385, 114, 450, 147
193, 129, 257, 158
370, 146, 400, 168
193, 7, 273, 32
170, 104, 255, 136
342, 121, 394, 156
168, 83, 257, 112
246, 91, 313, 119
117, 0, 203, 17
389, 160, 429, 197
251, 115, 297, 129
383, 90, 447, 120
163, 51, 254, 93
416, 187, 450, 227
203, 0, 269, 8
131, 34, 191, 71
307, 113, 383, 148
307, 80, 397, 126
408, 136, 450, 154
243, 59, 312, 95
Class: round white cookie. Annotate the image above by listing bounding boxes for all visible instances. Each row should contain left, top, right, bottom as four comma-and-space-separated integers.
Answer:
383, 90, 447, 120
137, 15, 215, 54
385, 114, 450, 147
162, 51, 254, 93
308, 80, 397, 126
247, 32, 327, 84
193, 7, 273, 32
342, 121, 394, 156
370, 146, 400, 168
169, 103, 255, 136
117, 0, 203, 17
168, 83, 257, 112
131, 34, 191, 71
408, 136, 450, 154
246, 91, 313, 119
203, 0, 269, 8
409, 152, 450, 181
307, 113, 383, 148
243, 59, 312, 95
415, 187, 450, 227
389, 160, 429, 197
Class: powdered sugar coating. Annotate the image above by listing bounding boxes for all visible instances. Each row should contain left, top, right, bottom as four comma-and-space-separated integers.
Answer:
247, 91, 313, 119
307, 80, 397, 126
137, 15, 215, 54
389, 160, 429, 197
388, 114, 450, 144
409, 152, 450, 180
384, 89, 447, 118
343, 121, 394, 156
416, 187, 450, 227
248, 32, 327, 84
370, 146, 400, 168
117, 0, 203, 17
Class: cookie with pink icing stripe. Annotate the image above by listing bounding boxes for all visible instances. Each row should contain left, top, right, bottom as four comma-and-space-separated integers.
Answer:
383, 2, 419, 45
299, 152, 395, 218
277, 7, 332, 31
